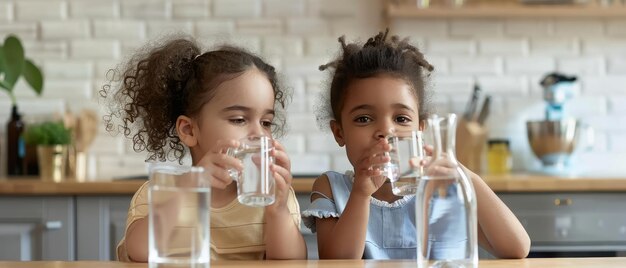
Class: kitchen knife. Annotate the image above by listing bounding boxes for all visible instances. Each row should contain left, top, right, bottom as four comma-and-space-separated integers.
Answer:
476, 95, 491, 125
463, 83, 481, 121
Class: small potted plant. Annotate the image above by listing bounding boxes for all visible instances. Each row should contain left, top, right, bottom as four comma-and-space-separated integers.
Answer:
23, 121, 71, 182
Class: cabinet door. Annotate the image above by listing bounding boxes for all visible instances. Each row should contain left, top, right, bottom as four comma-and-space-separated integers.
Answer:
0, 197, 75, 260
76, 196, 132, 260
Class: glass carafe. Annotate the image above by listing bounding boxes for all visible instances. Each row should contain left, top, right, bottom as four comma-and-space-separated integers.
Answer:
417, 113, 478, 268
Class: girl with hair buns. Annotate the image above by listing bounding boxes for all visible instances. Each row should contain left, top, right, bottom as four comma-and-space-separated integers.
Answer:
302, 30, 530, 260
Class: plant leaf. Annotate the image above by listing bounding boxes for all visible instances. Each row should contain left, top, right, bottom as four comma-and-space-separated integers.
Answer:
22, 59, 43, 95
2, 35, 25, 91
0, 44, 5, 74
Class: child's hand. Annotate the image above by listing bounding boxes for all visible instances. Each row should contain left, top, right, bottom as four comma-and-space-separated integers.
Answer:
352, 139, 391, 198
266, 140, 292, 214
196, 139, 243, 189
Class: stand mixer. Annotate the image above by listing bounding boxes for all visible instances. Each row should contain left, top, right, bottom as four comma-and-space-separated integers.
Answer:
526, 72, 593, 175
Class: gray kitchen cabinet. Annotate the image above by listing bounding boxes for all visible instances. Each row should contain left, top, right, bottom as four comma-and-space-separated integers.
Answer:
498, 193, 626, 256
76, 196, 132, 261
0, 197, 75, 261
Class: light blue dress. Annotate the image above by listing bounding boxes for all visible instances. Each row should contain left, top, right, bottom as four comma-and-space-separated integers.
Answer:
301, 171, 467, 260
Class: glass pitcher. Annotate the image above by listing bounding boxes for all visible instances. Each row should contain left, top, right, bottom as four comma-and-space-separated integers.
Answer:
416, 113, 478, 268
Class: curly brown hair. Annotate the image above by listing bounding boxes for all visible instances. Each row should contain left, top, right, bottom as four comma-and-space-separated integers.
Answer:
318, 29, 434, 126
101, 36, 287, 163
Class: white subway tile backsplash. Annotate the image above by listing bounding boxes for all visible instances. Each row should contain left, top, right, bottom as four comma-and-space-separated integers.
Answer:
608, 95, 626, 114
287, 113, 320, 133
505, 57, 555, 75
13, 79, 91, 99
306, 37, 340, 57
505, 19, 551, 37
530, 38, 580, 56
478, 39, 527, 56
426, 56, 448, 74
583, 76, 626, 94
263, 0, 305, 17
450, 57, 501, 75
96, 154, 149, 179
426, 39, 475, 55
71, 39, 120, 59
290, 153, 330, 175
277, 134, 306, 154
69, 1, 119, 19
579, 115, 626, 132
44, 61, 93, 79
146, 21, 194, 38
0, 23, 38, 40
476, 76, 529, 96
553, 20, 604, 37
262, 36, 303, 57
606, 20, 626, 37
331, 154, 352, 173
607, 57, 626, 75
431, 75, 474, 95
393, 19, 448, 38
284, 57, 332, 76
558, 57, 605, 75
567, 96, 608, 118
94, 20, 146, 40
121, 1, 169, 19
609, 132, 626, 152
583, 39, 626, 56
213, 0, 261, 18
306, 134, 342, 154
172, 1, 210, 19
41, 21, 90, 40
195, 20, 235, 36
450, 20, 503, 37
308, 0, 359, 18
237, 19, 282, 35
90, 134, 124, 154
4, 3, 626, 178
287, 18, 330, 35
0, 2, 12, 22
22, 41, 67, 59
15, 1, 66, 21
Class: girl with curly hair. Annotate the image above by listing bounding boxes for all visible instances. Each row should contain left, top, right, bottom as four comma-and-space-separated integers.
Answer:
104, 36, 306, 261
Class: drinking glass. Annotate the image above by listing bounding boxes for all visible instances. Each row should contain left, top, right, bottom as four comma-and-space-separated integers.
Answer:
381, 130, 425, 196
148, 163, 211, 268
227, 135, 276, 207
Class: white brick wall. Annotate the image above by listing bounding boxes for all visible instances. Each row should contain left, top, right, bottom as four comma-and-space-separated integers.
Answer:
2, 0, 626, 178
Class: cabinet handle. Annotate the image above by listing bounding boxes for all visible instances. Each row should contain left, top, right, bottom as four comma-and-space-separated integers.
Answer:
44, 221, 63, 230
554, 198, 573, 206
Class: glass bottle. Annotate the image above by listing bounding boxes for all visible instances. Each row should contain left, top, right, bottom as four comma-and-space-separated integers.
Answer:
417, 113, 478, 268
7, 105, 25, 175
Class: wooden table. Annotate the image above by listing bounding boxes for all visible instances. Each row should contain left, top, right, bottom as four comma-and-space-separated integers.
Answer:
1, 259, 625, 268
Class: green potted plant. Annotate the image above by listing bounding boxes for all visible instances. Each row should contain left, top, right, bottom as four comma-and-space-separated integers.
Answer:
0, 34, 44, 176
23, 121, 71, 182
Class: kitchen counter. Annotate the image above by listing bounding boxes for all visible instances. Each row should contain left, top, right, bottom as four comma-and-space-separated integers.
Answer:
1, 258, 625, 268
2, 174, 626, 195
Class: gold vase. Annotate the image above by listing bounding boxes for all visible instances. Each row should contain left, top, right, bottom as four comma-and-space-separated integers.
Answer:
37, 145, 68, 182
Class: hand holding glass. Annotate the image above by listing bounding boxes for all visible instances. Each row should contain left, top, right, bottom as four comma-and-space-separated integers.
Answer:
381, 130, 425, 196
227, 135, 276, 207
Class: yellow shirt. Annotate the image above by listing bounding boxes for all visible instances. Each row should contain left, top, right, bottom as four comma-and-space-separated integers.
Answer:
116, 181, 301, 261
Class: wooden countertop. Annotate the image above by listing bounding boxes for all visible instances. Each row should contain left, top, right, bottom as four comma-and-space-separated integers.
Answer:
1, 258, 625, 268
2, 173, 626, 195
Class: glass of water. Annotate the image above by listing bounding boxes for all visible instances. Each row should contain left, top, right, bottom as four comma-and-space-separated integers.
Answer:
148, 163, 211, 268
381, 130, 425, 196
227, 135, 276, 207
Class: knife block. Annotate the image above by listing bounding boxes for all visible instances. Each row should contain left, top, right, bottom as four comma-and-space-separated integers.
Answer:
456, 119, 488, 173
